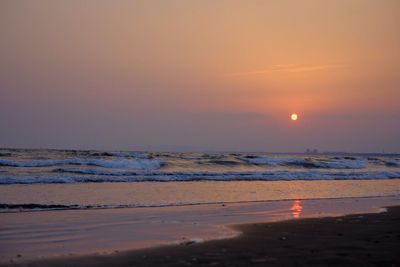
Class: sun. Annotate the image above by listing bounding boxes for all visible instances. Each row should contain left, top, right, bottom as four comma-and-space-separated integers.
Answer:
291, 113, 298, 121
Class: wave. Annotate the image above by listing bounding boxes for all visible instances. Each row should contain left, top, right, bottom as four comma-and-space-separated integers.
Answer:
195, 155, 367, 169
381, 159, 400, 167
0, 158, 164, 170
367, 157, 400, 167
384, 160, 400, 167
54, 168, 137, 176
197, 159, 242, 166
1, 170, 399, 184
239, 156, 367, 169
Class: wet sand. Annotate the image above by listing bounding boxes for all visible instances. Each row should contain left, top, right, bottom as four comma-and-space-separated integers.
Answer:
2, 196, 399, 262
3, 205, 399, 267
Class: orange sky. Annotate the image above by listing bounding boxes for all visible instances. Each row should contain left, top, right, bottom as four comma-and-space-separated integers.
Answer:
1, 0, 399, 152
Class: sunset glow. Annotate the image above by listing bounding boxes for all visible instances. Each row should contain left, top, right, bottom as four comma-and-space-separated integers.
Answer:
0, 0, 399, 152
0, 2, 399, 265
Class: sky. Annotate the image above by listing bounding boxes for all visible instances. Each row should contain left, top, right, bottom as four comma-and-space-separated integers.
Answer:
1, 0, 399, 152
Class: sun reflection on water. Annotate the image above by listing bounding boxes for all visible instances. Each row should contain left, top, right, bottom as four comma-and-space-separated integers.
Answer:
290, 200, 302, 219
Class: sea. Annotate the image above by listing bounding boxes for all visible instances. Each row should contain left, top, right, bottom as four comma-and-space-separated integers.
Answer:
1, 148, 399, 213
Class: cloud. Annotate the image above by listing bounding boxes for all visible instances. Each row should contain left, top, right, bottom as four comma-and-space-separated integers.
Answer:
227, 64, 344, 76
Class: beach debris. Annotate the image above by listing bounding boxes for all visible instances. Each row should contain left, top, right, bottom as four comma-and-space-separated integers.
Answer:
180, 237, 203, 246
279, 236, 287, 240
180, 237, 196, 246
182, 240, 196, 246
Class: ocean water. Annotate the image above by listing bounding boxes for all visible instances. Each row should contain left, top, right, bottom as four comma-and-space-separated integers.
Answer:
0, 148, 399, 212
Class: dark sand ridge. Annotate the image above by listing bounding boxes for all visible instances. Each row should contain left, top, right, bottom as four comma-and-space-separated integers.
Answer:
3, 206, 399, 267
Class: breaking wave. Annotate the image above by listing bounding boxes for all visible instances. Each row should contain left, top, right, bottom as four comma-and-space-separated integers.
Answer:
1, 149, 399, 185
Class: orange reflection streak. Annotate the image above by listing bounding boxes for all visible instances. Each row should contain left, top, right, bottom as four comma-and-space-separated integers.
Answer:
290, 200, 302, 219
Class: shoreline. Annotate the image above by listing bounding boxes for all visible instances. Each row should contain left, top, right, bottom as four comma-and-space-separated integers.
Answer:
2, 179, 399, 213
1, 196, 399, 265
2, 205, 399, 266
1, 193, 399, 214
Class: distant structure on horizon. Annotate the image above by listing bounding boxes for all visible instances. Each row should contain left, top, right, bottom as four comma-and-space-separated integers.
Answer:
305, 148, 319, 154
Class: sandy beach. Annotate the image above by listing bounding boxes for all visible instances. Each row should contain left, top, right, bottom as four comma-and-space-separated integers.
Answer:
1, 195, 399, 266
2, 204, 399, 267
